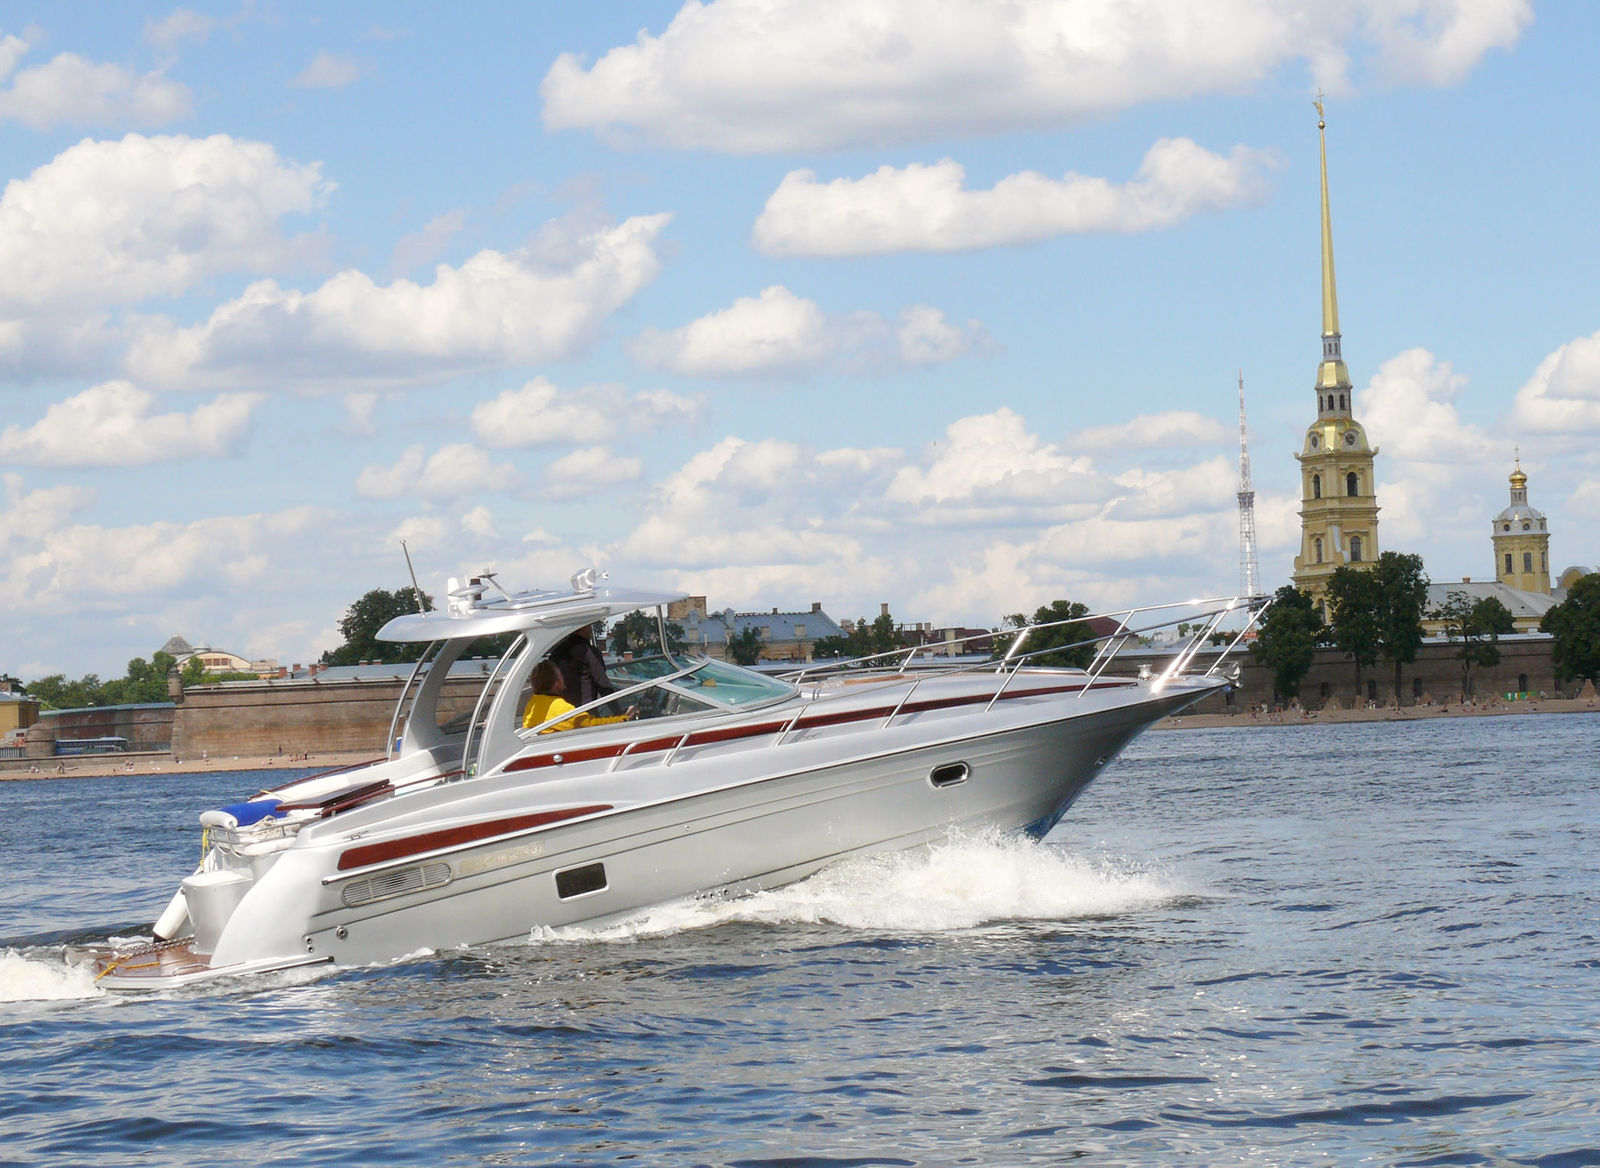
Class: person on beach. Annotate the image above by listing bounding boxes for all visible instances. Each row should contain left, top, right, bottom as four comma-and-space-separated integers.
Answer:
522, 660, 637, 734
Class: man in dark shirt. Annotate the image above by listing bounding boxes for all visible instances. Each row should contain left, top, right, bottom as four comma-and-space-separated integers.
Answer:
551, 625, 616, 707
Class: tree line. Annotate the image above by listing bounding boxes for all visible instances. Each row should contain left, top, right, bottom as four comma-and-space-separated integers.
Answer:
23, 652, 246, 712
1251, 551, 1600, 705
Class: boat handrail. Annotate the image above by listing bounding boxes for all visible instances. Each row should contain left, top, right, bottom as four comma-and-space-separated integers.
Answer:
459, 634, 529, 778
385, 641, 443, 761
785, 595, 1268, 695
495, 595, 1269, 774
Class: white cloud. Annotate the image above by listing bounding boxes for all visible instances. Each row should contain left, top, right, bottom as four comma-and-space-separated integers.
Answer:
753, 141, 1275, 258
886, 408, 1106, 519
144, 9, 218, 55
389, 209, 467, 277
1358, 347, 1495, 463
614, 435, 901, 572
0, 134, 329, 313
461, 505, 497, 538
469, 376, 704, 448
0, 381, 262, 467
541, 445, 645, 500
630, 286, 984, 379
0, 501, 326, 606
897, 306, 990, 366
290, 51, 368, 90
1362, 1, 1533, 86
601, 407, 1267, 628
127, 213, 672, 390
356, 443, 522, 500
1107, 457, 1237, 520
387, 514, 449, 551
0, 473, 95, 548
0, 39, 191, 129
1509, 330, 1600, 434
1066, 410, 1232, 451
541, 0, 1531, 153
344, 392, 379, 434
631, 286, 831, 378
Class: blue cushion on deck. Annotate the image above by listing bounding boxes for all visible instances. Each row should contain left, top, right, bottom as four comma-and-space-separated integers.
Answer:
218, 799, 282, 826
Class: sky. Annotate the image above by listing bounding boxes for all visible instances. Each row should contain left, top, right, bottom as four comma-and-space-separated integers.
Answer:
2, 0, 1597, 680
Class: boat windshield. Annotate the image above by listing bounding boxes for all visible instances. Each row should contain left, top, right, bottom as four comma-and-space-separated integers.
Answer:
609, 655, 796, 711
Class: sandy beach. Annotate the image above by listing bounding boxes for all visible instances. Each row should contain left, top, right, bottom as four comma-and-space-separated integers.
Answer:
0, 750, 380, 782
1160, 694, 1599, 730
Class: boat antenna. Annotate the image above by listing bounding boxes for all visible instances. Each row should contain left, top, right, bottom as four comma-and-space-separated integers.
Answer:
400, 539, 426, 614
1236, 369, 1261, 600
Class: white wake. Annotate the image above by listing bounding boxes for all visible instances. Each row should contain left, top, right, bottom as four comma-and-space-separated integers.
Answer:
0, 949, 103, 1002
532, 834, 1186, 943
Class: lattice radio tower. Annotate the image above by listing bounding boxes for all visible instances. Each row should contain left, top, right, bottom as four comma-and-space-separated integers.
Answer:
1236, 370, 1261, 598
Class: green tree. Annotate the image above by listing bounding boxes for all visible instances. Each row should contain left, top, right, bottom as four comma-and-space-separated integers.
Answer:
996, 600, 1096, 669
810, 633, 856, 660
868, 610, 900, 655
609, 610, 687, 657
1248, 585, 1324, 704
816, 614, 895, 661
1540, 573, 1600, 686
321, 587, 434, 666
1325, 565, 1382, 701
726, 626, 764, 666
1434, 591, 1515, 698
1371, 550, 1430, 704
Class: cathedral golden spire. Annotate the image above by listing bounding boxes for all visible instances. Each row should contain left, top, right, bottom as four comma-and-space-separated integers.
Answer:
1314, 95, 1350, 395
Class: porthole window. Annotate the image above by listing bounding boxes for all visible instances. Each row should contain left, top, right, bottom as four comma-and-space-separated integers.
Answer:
555, 862, 608, 900
929, 761, 970, 789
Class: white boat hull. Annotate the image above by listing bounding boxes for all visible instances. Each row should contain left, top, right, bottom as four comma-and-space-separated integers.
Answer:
93, 674, 1214, 989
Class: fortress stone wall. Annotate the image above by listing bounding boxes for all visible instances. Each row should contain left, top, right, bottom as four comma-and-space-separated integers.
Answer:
170, 676, 487, 760
1156, 634, 1564, 715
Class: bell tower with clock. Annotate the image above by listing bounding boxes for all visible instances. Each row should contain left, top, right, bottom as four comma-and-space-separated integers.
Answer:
1292, 98, 1380, 612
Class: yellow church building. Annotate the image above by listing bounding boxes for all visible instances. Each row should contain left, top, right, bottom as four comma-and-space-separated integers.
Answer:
1291, 99, 1380, 615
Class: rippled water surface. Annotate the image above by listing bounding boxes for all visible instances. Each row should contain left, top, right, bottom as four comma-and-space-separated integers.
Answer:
3, 714, 1597, 1166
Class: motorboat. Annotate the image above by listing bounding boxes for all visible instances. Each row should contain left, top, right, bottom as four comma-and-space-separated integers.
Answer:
84, 571, 1258, 990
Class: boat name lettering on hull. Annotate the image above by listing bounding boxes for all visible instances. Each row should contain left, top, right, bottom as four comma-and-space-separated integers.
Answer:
456, 841, 545, 877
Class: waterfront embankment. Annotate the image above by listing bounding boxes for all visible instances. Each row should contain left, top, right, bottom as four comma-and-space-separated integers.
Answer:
0, 750, 378, 782
4, 695, 1595, 779
1161, 694, 1598, 730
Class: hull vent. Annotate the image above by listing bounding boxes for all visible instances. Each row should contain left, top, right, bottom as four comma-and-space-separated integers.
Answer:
342, 861, 453, 908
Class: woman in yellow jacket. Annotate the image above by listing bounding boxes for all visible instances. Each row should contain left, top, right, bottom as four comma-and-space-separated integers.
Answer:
522, 659, 638, 733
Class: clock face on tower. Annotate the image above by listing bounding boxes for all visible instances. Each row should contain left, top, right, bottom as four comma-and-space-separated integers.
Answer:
1309, 434, 1319, 449
1344, 430, 1357, 446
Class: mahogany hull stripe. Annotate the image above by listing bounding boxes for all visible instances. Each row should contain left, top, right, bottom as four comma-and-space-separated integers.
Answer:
336, 804, 613, 871
503, 680, 1129, 776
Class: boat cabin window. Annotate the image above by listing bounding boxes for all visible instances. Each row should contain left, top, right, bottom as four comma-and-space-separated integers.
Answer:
609, 655, 797, 711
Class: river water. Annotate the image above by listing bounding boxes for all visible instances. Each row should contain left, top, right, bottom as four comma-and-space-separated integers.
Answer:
2, 714, 1596, 1166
